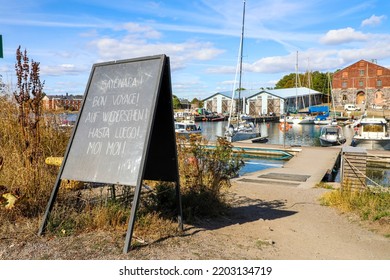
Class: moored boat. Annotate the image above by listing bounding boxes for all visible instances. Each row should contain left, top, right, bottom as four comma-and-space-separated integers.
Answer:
319, 125, 346, 147
223, 0, 264, 143
175, 120, 202, 138
351, 117, 390, 150
225, 121, 261, 142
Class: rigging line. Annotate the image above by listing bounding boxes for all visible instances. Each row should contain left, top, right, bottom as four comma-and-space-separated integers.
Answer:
227, 0, 245, 128
238, 0, 246, 115
343, 156, 385, 190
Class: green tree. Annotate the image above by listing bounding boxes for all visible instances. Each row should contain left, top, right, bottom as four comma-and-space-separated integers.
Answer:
191, 97, 203, 108
172, 95, 181, 109
275, 73, 297, 89
275, 71, 332, 96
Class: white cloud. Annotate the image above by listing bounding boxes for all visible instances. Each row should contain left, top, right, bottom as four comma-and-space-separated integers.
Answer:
320, 27, 368, 45
361, 14, 386, 27
89, 23, 225, 71
121, 23, 162, 39
41, 64, 87, 76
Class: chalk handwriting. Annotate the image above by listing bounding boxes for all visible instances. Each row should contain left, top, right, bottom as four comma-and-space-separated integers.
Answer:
87, 141, 102, 155
112, 93, 140, 106
100, 74, 144, 91
85, 111, 100, 123
102, 108, 149, 124
92, 96, 107, 107
88, 127, 110, 138
106, 141, 127, 156
114, 126, 141, 139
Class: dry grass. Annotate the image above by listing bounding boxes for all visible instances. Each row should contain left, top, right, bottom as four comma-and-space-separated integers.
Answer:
320, 184, 390, 236
1, 97, 240, 247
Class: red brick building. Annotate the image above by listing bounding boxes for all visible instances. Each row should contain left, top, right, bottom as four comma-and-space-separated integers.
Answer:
332, 59, 390, 109
42, 93, 83, 111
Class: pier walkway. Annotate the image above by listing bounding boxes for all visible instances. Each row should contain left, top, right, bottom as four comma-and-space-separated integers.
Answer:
232, 142, 342, 189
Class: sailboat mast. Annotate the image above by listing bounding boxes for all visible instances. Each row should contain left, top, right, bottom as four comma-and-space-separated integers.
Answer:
295, 51, 298, 112
237, 0, 245, 115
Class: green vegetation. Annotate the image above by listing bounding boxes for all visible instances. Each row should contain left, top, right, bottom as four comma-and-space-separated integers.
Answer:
275, 71, 332, 95
320, 185, 390, 230
176, 135, 244, 220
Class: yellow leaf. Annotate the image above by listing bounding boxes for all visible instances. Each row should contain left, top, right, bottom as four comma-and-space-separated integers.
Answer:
45, 157, 63, 167
2, 193, 17, 209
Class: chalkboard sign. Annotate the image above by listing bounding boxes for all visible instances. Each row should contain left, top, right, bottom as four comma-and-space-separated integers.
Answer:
61, 56, 165, 186
39, 55, 182, 253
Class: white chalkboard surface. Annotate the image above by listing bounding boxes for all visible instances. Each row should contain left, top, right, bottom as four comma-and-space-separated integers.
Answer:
61, 55, 166, 186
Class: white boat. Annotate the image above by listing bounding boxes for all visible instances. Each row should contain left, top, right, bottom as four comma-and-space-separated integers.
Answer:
175, 121, 202, 138
319, 125, 346, 147
351, 117, 390, 150
224, 0, 263, 143
291, 115, 315, 125
314, 118, 338, 125
279, 115, 295, 124
225, 121, 260, 142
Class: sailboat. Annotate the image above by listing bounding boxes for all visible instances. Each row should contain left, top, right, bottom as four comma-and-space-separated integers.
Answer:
224, 0, 262, 142
315, 73, 337, 125
285, 52, 315, 125
318, 73, 346, 147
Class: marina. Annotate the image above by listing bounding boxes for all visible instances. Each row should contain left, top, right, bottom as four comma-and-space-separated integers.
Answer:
61, 113, 390, 187
198, 120, 390, 188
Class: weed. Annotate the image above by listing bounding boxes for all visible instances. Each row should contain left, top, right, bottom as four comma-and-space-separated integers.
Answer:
320, 184, 390, 224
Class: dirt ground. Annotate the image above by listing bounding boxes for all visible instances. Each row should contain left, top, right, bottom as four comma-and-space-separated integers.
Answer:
1, 180, 389, 260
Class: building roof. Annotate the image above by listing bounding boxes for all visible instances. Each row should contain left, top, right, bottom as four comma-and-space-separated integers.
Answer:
203, 89, 262, 101
203, 87, 323, 101
264, 87, 323, 99
43, 94, 83, 100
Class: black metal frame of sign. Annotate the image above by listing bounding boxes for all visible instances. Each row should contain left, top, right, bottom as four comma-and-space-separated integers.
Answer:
38, 55, 183, 253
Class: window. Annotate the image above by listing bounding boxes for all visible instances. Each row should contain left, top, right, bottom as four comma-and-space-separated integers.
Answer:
377, 69, 383, 76
342, 94, 347, 101
377, 80, 382, 87
342, 72, 348, 78
359, 70, 365, 76
342, 81, 347, 88
359, 80, 364, 87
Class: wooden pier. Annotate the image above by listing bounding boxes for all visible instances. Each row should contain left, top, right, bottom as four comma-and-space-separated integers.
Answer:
233, 142, 342, 189
232, 138, 390, 189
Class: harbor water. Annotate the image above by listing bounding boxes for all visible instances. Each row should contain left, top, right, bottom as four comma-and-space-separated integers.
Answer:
197, 121, 389, 187
196, 120, 356, 147
62, 114, 388, 186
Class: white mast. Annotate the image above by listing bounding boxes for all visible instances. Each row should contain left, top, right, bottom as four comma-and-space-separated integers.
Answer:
227, 0, 245, 129
238, 0, 246, 116
295, 51, 298, 112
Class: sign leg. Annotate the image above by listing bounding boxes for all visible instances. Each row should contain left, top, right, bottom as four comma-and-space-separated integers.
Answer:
38, 178, 61, 236
123, 183, 142, 253
175, 181, 183, 232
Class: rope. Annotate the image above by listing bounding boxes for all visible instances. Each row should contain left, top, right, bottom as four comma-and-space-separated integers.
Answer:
343, 156, 388, 192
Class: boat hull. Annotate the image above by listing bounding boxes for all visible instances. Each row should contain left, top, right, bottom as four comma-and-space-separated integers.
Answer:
319, 125, 346, 147
351, 138, 390, 150
319, 137, 346, 147
227, 132, 260, 142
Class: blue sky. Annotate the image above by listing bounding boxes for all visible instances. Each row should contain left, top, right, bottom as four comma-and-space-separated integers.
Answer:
1, 0, 390, 100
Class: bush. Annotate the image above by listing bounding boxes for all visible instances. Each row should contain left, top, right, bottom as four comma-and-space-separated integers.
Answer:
320, 184, 390, 223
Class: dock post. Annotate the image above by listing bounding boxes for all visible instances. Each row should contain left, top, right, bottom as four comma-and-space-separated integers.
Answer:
341, 146, 367, 189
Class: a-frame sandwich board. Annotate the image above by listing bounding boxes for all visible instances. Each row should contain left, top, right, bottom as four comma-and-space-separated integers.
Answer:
38, 54, 183, 253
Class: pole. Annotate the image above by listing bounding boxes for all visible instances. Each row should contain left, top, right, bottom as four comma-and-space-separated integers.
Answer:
237, 0, 246, 116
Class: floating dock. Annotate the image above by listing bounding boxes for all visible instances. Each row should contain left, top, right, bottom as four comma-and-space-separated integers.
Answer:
233, 138, 390, 188
233, 144, 342, 188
